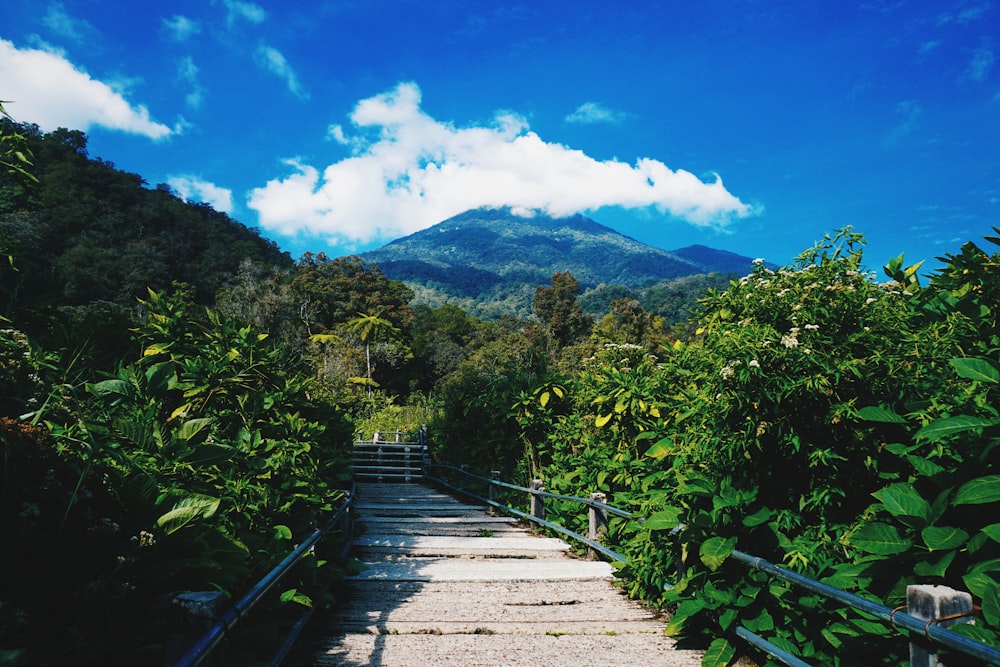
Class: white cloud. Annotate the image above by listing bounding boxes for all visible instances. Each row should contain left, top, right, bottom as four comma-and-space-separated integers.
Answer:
565, 101, 633, 125
248, 82, 754, 246
163, 15, 201, 42
966, 43, 996, 82
43, 3, 97, 44
254, 45, 308, 99
222, 0, 267, 28
0, 39, 173, 139
177, 56, 204, 109
168, 175, 234, 213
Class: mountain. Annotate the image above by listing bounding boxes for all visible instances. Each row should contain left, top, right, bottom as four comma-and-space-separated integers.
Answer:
359, 207, 758, 318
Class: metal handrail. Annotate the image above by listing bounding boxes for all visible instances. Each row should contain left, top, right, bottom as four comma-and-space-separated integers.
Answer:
173, 482, 356, 667
732, 550, 1000, 665
423, 463, 626, 562
422, 462, 1000, 666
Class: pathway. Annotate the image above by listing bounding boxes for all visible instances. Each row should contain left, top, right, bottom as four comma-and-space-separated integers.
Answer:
302, 482, 703, 666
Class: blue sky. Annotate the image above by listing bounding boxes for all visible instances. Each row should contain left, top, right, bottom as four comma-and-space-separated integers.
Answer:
1, 1, 997, 275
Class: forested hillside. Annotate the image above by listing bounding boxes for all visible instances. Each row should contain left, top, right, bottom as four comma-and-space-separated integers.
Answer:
360, 207, 760, 318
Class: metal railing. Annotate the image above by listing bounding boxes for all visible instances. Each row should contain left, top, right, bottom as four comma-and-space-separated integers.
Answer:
173, 482, 356, 667
422, 463, 1000, 666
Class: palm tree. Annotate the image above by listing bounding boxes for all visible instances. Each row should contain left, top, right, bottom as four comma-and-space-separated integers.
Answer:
345, 312, 398, 396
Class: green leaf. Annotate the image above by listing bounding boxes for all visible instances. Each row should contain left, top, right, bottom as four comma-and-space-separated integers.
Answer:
86, 379, 132, 398
950, 357, 1000, 384
914, 550, 957, 578
982, 523, 1000, 543
644, 437, 672, 459
645, 508, 683, 530
954, 475, 1000, 505
279, 588, 313, 607
851, 523, 912, 555
742, 507, 772, 527
856, 406, 907, 423
174, 418, 214, 447
183, 443, 236, 466
921, 525, 970, 551
156, 493, 221, 534
916, 416, 1000, 443
702, 638, 736, 667
274, 524, 293, 540
700, 536, 737, 571
873, 483, 930, 526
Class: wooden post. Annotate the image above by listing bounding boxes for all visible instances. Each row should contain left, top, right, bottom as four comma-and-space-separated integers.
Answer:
459, 464, 469, 492
588, 492, 608, 559
530, 479, 545, 521
907, 584, 974, 667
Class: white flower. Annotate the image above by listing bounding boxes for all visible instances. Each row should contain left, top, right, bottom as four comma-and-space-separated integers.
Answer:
720, 365, 736, 380
749, 359, 760, 368
752, 258, 765, 265
804, 324, 819, 330
865, 297, 877, 304
781, 334, 799, 349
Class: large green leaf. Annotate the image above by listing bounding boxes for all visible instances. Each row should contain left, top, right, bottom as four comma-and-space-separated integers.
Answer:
916, 416, 1000, 443
702, 638, 736, 667
700, 536, 737, 571
156, 493, 221, 534
921, 525, 970, 551
173, 417, 214, 447
645, 508, 683, 530
982, 523, 1000, 542
850, 523, 912, 555
950, 357, 1000, 384
873, 483, 930, 526
954, 475, 1000, 505
644, 437, 672, 459
86, 379, 132, 398
856, 406, 907, 423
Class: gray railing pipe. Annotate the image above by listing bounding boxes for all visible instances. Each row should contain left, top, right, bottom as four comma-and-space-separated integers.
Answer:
173, 484, 355, 667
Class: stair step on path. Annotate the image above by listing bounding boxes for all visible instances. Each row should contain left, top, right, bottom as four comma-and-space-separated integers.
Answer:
301, 482, 703, 667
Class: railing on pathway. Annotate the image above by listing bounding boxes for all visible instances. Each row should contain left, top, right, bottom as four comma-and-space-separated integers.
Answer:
352, 430, 426, 482
423, 463, 1000, 667
172, 482, 356, 667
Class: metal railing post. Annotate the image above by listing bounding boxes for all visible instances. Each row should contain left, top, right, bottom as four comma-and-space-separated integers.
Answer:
588, 492, 608, 560
488, 471, 501, 516
459, 464, 469, 492
530, 479, 545, 521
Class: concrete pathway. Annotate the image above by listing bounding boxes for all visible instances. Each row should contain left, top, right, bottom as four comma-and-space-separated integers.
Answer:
304, 482, 703, 666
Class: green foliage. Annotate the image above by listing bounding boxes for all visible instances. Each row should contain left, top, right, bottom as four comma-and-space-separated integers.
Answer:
434, 228, 1000, 665
1, 289, 352, 664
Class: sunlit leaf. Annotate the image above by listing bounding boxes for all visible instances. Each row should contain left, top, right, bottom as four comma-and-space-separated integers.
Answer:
700, 536, 736, 571
915, 416, 1000, 442
949, 357, 1000, 384
856, 406, 907, 424
921, 525, 969, 551
702, 638, 736, 667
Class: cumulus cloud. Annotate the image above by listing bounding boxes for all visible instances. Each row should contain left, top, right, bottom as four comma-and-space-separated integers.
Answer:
254, 45, 308, 99
565, 101, 634, 125
168, 175, 234, 213
248, 82, 753, 246
163, 15, 201, 41
0, 39, 173, 139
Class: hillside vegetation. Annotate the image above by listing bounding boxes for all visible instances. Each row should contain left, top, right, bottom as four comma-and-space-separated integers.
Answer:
3, 118, 998, 666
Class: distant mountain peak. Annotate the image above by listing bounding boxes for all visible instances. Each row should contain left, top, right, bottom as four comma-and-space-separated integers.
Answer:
359, 208, 758, 318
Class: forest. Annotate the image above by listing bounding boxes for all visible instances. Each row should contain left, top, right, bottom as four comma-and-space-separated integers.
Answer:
2, 115, 999, 666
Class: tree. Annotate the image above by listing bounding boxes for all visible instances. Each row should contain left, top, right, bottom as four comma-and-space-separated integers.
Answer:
345, 311, 399, 396
533, 271, 592, 348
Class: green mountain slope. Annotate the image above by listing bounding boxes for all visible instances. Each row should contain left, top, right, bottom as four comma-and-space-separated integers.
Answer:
360, 207, 757, 318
